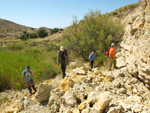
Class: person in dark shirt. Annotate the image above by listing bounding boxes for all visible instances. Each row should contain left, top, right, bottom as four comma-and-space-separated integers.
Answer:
57, 46, 69, 78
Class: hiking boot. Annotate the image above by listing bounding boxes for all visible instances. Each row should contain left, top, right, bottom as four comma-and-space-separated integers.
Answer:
29, 93, 32, 96
33, 91, 36, 94
114, 67, 118, 69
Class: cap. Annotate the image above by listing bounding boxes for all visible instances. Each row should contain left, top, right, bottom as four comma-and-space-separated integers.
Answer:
26, 66, 30, 70
111, 43, 115, 47
60, 46, 64, 51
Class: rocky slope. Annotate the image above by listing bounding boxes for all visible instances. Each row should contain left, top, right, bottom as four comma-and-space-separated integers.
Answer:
117, 0, 150, 89
0, 67, 150, 113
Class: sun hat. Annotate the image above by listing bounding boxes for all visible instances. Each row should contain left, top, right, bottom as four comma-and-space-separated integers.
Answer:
60, 46, 64, 51
111, 43, 115, 47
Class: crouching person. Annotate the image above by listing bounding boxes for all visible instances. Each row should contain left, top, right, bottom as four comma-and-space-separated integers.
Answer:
22, 66, 37, 96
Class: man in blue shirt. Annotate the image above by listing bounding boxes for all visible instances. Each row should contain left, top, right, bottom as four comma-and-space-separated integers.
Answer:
89, 50, 96, 70
22, 66, 37, 96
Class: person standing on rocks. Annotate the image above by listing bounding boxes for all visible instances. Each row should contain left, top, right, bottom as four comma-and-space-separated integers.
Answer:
57, 46, 69, 78
22, 66, 37, 96
109, 43, 117, 71
89, 50, 96, 70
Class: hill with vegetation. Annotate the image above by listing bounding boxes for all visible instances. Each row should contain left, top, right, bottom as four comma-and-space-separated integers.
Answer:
0, 18, 33, 39
0, 18, 63, 42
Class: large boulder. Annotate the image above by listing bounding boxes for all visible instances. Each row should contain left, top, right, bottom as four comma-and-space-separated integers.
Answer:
34, 83, 52, 103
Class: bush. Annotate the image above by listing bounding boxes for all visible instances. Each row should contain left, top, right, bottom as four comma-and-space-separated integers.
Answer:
37, 27, 48, 38
51, 28, 60, 34
20, 30, 29, 40
29, 33, 38, 39
63, 10, 124, 65
20, 31, 38, 40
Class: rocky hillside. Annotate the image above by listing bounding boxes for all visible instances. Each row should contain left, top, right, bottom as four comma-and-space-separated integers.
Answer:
117, 0, 150, 90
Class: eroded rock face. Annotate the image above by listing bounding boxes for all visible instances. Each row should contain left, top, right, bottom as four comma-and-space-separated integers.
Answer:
117, 0, 150, 89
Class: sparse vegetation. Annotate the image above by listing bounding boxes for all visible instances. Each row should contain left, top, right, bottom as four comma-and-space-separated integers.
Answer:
111, 3, 139, 16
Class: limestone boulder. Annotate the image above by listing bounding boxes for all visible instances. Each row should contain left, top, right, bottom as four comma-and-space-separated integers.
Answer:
60, 77, 74, 91
61, 91, 77, 107
93, 92, 112, 113
34, 83, 52, 103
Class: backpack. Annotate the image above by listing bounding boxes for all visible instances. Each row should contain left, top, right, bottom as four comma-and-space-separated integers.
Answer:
105, 47, 111, 57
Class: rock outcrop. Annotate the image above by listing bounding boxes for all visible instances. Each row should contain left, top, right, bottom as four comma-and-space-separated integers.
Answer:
116, 0, 150, 89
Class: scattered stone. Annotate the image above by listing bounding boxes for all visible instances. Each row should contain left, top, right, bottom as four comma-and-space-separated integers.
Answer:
73, 67, 86, 75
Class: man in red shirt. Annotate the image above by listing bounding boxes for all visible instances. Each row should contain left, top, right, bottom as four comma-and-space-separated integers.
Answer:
109, 43, 117, 71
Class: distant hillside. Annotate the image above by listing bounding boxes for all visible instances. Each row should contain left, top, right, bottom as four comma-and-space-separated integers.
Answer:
0, 18, 35, 39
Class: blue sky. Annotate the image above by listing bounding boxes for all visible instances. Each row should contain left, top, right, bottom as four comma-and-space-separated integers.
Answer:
0, 0, 139, 28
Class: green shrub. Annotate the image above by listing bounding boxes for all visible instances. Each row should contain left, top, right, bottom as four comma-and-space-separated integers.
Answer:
37, 27, 48, 38
20, 31, 29, 40
20, 31, 38, 40
113, 12, 118, 16
51, 28, 60, 34
31, 28, 35, 30
29, 33, 38, 39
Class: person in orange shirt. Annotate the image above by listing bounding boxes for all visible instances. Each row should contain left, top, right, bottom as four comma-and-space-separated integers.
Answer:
109, 43, 117, 71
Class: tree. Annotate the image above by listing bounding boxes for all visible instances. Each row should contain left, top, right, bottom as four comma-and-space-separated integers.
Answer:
63, 10, 124, 64
37, 27, 48, 38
